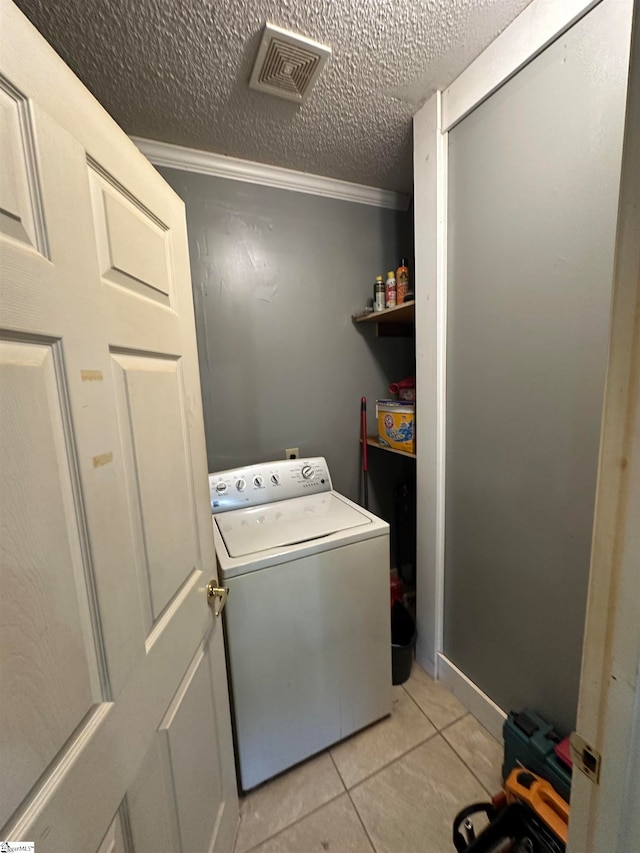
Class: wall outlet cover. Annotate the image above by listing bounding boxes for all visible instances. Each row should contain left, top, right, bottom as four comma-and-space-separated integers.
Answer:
285, 447, 299, 459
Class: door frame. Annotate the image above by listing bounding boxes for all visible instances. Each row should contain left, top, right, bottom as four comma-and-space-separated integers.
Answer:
414, 0, 609, 689
566, 2, 640, 846
413, 0, 639, 846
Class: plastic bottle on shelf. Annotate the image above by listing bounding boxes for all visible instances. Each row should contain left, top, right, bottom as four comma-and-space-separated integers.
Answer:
385, 271, 397, 309
396, 258, 409, 305
374, 275, 385, 312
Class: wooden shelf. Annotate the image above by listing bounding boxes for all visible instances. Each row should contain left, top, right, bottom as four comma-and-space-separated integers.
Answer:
353, 301, 414, 337
364, 436, 416, 459
354, 300, 415, 324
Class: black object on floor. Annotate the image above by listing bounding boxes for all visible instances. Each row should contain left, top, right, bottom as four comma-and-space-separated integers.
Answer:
452, 801, 565, 853
394, 481, 416, 584
391, 601, 416, 685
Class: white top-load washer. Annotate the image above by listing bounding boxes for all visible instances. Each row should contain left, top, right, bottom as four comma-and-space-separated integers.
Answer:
210, 457, 391, 791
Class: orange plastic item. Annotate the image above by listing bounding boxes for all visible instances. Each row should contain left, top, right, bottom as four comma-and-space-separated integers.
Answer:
505, 767, 569, 844
396, 259, 409, 304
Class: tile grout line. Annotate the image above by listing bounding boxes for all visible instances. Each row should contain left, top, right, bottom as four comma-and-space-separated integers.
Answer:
401, 673, 468, 733
329, 747, 349, 791
346, 729, 444, 794
430, 683, 505, 798
238, 679, 488, 852
239, 788, 347, 853
326, 680, 441, 793
401, 680, 443, 731
439, 709, 502, 744
339, 725, 441, 792
345, 786, 379, 853
239, 695, 442, 853
440, 728, 504, 801
342, 729, 501, 845
236, 750, 348, 853
344, 727, 501, 851
345, 733, 497, 853
438, 710, 471, 736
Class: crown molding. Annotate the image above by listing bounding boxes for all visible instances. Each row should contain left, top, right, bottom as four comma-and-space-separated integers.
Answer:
131, 137, 410, 211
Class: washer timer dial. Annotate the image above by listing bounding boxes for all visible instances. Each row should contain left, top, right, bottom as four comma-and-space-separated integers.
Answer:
301, 465, 314, 480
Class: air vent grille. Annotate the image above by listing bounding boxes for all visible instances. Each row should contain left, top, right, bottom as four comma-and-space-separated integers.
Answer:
249, 23, 331, 104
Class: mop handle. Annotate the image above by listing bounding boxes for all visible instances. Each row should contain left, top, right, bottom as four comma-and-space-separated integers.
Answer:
361, 397, 369, 509
361, 397, 368, 471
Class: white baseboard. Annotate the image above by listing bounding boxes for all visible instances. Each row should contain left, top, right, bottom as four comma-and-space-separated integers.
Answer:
415, 640, 437, 679
437, 653, 506, 743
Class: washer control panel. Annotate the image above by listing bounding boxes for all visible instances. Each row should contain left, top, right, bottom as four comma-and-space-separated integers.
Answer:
209, 457, 332, 513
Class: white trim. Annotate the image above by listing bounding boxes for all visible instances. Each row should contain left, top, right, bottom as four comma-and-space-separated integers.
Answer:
442, 0, 602, 130
438, 653, 507, 744
131, 137, 410, 211
617, 674, 640, 853
434, 92, 447, 666
416, 0, 615, 714
413, 91, 447, 679
413, 92, 445, 678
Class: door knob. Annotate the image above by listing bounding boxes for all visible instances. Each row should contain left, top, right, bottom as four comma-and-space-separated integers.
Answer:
207, 582, 228, 617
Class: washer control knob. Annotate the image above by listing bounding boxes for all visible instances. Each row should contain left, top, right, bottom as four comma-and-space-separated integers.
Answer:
215, 481, 227, 494
235, 478, 246, 492
253, 475, 264, 488
271, 473, 281, 485
301, 465, 314, 480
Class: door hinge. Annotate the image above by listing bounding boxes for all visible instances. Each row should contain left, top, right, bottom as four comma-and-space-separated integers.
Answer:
570, 731, 601, 784
207, 581, 228, 617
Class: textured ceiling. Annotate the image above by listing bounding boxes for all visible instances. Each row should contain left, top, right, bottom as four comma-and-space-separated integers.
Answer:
15, 0, 531, 192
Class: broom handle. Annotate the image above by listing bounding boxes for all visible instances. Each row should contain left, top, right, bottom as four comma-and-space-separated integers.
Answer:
361, 397, 369, 509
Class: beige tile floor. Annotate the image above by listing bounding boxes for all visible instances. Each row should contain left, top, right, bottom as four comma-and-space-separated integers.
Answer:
233, 663, 504, 853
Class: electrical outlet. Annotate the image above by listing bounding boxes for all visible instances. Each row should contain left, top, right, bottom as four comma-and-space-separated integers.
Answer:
285, 447, 299, 459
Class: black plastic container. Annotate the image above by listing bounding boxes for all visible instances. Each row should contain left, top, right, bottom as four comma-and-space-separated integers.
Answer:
453, 801, 565, 853
391, 601, 416, 685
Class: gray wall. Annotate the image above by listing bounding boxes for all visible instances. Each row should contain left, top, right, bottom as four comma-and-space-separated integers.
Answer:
444, 0, 631, 734
159, 168, 414, 521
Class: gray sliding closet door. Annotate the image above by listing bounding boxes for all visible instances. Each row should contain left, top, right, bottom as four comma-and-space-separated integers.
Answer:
444, 0, 631, 733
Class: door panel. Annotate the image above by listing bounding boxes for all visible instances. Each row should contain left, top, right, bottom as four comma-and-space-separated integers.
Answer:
96, 810, 128, 853
128, 736, 182, 853
0, 2, 238, 849
110, 351, 200, 625
88, 168, 173, 306
127, 638, 231, 853
161, 641, 226, 853
0, 78, 47, 253
0, 337, 101, 826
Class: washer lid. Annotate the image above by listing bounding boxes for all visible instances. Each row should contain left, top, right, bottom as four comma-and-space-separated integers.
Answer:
215, 492, 372, 557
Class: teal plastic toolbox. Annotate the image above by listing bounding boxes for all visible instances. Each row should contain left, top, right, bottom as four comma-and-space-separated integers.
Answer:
502, 709, 572, 801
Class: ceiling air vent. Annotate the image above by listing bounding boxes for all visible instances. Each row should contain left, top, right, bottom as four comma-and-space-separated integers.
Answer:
249, 22, 331, 104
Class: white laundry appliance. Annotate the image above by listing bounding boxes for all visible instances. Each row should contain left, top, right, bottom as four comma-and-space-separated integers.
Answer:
209, 456, 391, 791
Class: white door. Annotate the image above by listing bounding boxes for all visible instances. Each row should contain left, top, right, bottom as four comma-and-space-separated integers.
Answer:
0, 3, 238, 851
